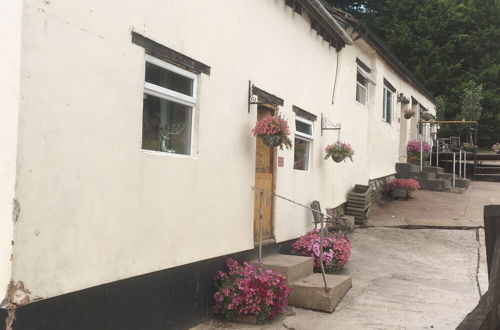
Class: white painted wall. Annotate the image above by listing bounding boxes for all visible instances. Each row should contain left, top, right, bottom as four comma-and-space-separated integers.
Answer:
0, 0, 22, 296
12, 0, 435, 299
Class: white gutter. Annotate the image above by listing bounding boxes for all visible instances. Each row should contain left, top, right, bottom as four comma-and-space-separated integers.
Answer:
305, 0, 354, 45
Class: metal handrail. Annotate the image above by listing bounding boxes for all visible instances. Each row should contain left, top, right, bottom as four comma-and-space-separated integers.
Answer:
252, 186, 332, 293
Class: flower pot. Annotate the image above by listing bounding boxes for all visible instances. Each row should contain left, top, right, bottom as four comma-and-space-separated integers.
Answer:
404, 113, 413, 119
260, 134, 282, 147
331, 155, 346, 163
407, 151, 429, 162
391, 188, 413, 199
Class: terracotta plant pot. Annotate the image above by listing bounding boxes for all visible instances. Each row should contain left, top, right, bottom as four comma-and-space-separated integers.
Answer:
260, 134, 282, 147
391, 188, 413, 199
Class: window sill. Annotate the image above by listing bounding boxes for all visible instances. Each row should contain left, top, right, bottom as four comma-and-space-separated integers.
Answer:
381, 119, 394, 126
355, 100, 367, 108
141, 149, 197, 160
293, 168, 311, 173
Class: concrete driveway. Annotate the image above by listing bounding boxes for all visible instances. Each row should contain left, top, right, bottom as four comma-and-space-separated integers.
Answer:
193, 181, 500, 330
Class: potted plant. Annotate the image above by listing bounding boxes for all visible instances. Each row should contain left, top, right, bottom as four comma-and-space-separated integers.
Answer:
291, 229, 352, 274
403, 109, 416, 119
212, 258, 291, 324
252, 114, 292, 150
407, 140, 431, 162
324, 142, 354, 163
386, 178, 420, 198
419, 112, 433, 121
492, 142, 500, 154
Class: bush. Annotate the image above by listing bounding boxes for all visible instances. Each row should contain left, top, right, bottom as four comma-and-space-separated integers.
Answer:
212, 259, 291, 322
291, 229, 352, 273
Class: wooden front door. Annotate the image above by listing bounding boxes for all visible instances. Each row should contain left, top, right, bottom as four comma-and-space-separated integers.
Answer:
254, 107, 275, 243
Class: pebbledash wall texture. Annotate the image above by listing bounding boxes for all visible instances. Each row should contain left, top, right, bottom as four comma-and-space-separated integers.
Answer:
1, 0, 435, 329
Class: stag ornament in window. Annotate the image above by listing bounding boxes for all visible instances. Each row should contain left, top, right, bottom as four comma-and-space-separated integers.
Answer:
158, 124, 184, 153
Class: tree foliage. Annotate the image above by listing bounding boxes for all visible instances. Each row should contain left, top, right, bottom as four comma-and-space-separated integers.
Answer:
326, 0, 500, 146
460, 80, 483, 121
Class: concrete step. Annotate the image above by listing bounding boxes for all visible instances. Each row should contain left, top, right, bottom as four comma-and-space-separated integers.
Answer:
409, 171, 436, 180
437, 173, 456, 181
419, 178, 450, 191
423, 166, 445, 174
455, 178, 471, 189
449, 187, 466, 194
289, 273, 352, 313
250, 254, 313, 283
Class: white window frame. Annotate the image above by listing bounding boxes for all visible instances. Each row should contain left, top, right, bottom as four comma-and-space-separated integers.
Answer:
294, 117, 314, 171
142, 54, 198, 156
356, 67, 375, 106
383, 85, 394, 124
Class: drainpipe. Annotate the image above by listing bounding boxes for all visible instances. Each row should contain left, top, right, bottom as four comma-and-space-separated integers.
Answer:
304, 0, 354, 45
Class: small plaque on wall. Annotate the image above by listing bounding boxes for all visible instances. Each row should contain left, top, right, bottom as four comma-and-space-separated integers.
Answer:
278, 157, 284, 167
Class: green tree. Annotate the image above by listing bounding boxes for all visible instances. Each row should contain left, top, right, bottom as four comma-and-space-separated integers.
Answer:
460, 80, 483, 121
326, 0, 500, 146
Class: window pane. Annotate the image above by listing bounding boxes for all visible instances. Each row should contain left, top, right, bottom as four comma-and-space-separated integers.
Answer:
296, 120, 312, 136
145, 62, 194, 96
356, 83, 367, 104
385, 89, 392, 123
142, 93, 192, 155
357, 72, 367, 86
294, 138, 310, 171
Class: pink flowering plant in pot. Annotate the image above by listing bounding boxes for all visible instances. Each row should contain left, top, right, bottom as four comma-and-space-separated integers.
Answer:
212, 258, 291, 323
386, 178, 420, 199
252, 114, 292, 150
291, 229, 352, 273
324, 142, 354, 163
492, 142, 500, 154
406, 140, 431, 162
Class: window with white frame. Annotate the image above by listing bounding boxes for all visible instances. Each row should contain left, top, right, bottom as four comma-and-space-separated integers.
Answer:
142, 54, 197, 155
356, 72, 368, 105
355, 59, 375, 106
382, 82, 395, 124
293, 118, 313, 171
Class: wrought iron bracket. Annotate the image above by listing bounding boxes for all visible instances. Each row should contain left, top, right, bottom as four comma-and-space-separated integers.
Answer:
248, 81, 284, 113
321, 113, 342, 136
248, 81, 263, 113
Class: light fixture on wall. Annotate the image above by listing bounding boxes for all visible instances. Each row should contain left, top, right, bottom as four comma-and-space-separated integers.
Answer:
397, 93, 410, 104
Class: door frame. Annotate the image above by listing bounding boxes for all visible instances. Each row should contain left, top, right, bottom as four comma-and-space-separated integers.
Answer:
253, 104, 278, 245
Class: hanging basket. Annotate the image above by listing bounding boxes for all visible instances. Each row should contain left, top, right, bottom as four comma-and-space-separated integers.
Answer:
330, 155, 346, 163
260, 134, 283, 148
404, 113, 413, 119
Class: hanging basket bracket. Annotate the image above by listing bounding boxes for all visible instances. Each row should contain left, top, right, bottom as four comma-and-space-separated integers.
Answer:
321, 113, 342, 136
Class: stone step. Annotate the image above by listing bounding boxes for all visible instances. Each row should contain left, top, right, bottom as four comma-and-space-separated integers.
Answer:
288, 273, 352, 313
455, 178, 471, 189
409, 171, 436, 180
249, 254, 313, 283
419, 178, 450, 191
449, 187, 466, 194
423, 166, 445, 174
437, 173, 456, 181
395, 163, 419, 177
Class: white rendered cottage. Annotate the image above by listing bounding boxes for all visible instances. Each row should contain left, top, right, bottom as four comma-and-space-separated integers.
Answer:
0, 0, 435, 329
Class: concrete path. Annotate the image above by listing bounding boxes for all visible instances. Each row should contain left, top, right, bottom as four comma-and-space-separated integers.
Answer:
193, 181, 500, 330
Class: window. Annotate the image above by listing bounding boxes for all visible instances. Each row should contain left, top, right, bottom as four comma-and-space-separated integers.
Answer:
356, 72, 368, 105
355, 59, 375, 106
383, 82, 394, 124
294, 118, 313, 171
142, 55, 197, 155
